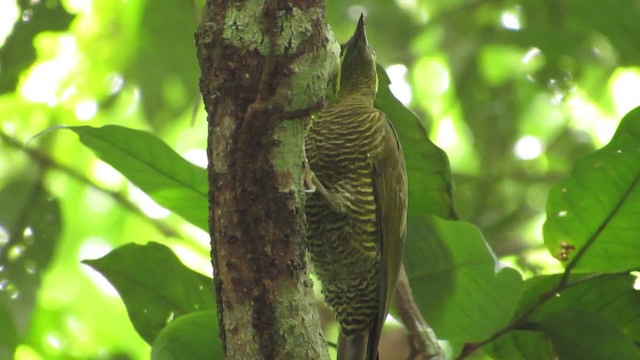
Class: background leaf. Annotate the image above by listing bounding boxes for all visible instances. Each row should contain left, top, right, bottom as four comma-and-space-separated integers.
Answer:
485, 330, 553, 360
487, 273, 640, 359
544, 106, 640, 272
124, 0, 200, 129
68, 125, 209, 230
0, 176, 61, 358
83, 242, 215, 344
541, 309, 640, 360
516, 0, 640, 68
0, 303, 18, 360
151, 310, 222, 360
0, 1, 74, 93
404, 216, 523, 342
375, 64, 457, 219
523, 273, 640, 341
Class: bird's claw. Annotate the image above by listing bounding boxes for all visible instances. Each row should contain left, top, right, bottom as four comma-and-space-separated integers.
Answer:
303, 160, 348, 214
302, 168, 318, 194
303, 161, 318, 193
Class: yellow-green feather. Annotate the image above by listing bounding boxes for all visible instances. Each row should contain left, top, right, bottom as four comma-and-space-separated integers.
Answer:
305, 14, 407, 360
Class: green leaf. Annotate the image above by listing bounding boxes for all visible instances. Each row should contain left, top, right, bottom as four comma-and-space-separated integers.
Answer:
375, 64, 457, 220
543, 106, 640, 272
83, 242, 216, 344
488, 273, 640, 359
523, 274, 640, 340
68, 125, 208, 230
126, 0, 200, 128
485, 330, 553, 360
0, 1, 74, 93
404, 216, 523, 342
541, 309, 640, 360
0, 303, 17, 360
518, 1, 640, 67
151, 310, 222, 360
0, 176, 61, 351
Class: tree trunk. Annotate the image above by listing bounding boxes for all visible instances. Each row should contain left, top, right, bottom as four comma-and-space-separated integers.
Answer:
195, 1, 338, 358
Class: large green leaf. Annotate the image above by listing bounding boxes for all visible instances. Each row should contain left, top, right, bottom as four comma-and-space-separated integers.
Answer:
83, 242, 215, 344
524, 274, 640, 339
376, 66, 519, 342
375, 64, 456, 220
151, 310, 222, 360
404, 216, 523, 342
487, 273, 640, 359
0, 177, 61, 357
543, 106, 640, 272
0, 303, 17, 360
485, 330, 553, 360
541, 309, 640, 360
126, 0, 200, 128
0, 1, 74, 93
68, 125, 209, 230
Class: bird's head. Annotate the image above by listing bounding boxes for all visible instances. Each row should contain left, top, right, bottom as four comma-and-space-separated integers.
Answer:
336, 14, 378, 100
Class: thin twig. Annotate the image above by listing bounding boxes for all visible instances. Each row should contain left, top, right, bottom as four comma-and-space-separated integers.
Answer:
395, 264, 445, 360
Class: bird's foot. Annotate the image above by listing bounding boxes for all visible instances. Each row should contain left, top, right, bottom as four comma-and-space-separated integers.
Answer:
303, 161, 348, 214
303, 161, 318, 194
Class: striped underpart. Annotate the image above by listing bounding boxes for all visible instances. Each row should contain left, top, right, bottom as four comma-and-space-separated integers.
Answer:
305, 94, 386, 335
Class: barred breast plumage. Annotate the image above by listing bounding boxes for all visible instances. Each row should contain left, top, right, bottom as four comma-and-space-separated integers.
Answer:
305, 96, 386, 335
304, 14, 407, 360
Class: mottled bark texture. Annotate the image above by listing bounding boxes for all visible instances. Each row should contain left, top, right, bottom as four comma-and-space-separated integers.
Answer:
195, 0, 338, 359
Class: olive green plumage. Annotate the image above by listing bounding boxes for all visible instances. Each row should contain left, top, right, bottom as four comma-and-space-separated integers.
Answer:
305, 14, 408, 360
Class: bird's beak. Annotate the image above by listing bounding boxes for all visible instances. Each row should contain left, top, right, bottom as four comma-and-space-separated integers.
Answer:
344, 13, 368, 51
354, 13, 367, 45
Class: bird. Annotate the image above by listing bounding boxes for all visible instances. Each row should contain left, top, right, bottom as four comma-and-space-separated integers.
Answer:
304, 14, 408, 360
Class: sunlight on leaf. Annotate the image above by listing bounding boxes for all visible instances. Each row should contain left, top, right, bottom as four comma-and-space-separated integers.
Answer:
67, 125, 209, 230
544, 106, 640, 272
83, 242, 216, 344
405, 216, 523, 342
375, 64, 456, 220
151, 310, 222, 360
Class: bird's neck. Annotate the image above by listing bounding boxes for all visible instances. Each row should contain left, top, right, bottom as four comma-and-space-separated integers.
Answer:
336, 91, 376, 108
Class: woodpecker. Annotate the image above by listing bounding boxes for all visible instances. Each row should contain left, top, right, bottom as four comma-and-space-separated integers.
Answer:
305, 14, 408, 360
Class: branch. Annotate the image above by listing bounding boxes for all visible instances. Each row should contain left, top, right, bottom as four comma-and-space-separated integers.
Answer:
395, 264, 445, 360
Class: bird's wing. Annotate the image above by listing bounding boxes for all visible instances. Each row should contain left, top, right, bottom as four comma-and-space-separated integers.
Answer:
368, 110, 408, 359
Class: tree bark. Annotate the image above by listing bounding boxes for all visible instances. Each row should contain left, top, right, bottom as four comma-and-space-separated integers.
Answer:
195, 1, 338, 359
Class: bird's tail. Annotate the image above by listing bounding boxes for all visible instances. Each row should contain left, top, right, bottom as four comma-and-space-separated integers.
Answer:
337, 330, 379, 360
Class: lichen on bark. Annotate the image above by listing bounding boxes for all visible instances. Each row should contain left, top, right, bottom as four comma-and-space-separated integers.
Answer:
195, 0, 337, 359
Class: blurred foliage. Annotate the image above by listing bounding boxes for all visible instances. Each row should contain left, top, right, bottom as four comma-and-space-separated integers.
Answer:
1, 0, 640, 359
83, 242, 216, 345
150, 310, 221, 360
